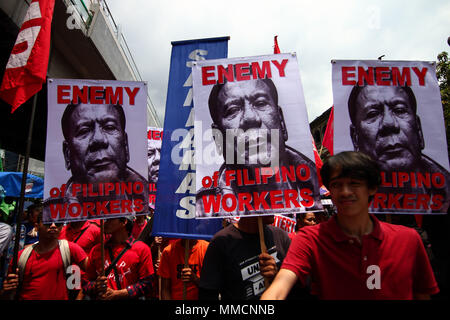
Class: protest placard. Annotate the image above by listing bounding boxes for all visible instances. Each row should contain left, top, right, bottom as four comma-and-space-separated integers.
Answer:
193, 53, 323, 218
332, 60, 450, 214
43, 79, 149, 222
147, 126, 162, 209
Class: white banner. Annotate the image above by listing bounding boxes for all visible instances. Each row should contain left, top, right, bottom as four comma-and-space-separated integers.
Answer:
43, 79, 149, 222
332, 60, 450, 214
147, 126, 163, 209
193, 53, 322, 218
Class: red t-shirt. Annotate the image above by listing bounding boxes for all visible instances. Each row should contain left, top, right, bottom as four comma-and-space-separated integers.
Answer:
158, 239, 209, 300
282, 215, 439, 300
86, 239, 154, 291
16, 242, 87, 300
59, 221, 101, 255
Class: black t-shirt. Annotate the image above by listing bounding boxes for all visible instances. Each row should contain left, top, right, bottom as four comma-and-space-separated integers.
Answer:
199, 224, 291, 300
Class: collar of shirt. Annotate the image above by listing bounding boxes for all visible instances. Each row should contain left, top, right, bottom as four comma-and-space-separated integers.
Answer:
325, 214, 384, 243
105, 236, 135, 249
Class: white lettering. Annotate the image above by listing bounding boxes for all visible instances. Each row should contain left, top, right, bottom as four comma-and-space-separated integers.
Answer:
66, 265, 81, 290
366, 264, 381, 290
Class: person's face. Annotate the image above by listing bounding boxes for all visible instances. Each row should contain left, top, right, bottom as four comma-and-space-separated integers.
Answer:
63, 104, 130, 183
328, 169, 377, 218
350, 86, 424, 171
36, 220, 63, 240
214, 80, 286, 166
147, 141, 161, 184
302, 212, 317, 227
104, 218, 126, 234
29, 209, 40, 225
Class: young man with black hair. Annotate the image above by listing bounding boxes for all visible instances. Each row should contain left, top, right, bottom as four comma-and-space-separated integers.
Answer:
261, 151, 439, 300
84, 216, 154, 300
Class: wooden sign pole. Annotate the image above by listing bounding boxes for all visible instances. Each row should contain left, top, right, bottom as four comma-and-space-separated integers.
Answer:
257, 217, 270, 288
100, 220, 105, 276
182, 239, 189, 300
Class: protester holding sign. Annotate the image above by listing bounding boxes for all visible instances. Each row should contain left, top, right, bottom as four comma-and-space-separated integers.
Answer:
199, 215, 292, 300
1, 212, 87, 300
83, 217, 154, 300
193, 54, 322, 219
158, 238, 209, 300
261, 151, 439, 300
332, 60, 450, 214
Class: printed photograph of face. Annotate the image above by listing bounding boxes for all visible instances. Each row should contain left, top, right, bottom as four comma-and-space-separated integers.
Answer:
349, 85, 425, 172
62, 103, 130, 183
147, 138, 161, 185
209, 78, 288, 168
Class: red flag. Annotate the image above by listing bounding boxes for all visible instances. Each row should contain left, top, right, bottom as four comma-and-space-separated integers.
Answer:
415, 215, 423, 228
322, 106, 334, 155
0, 0, 55, 113
311, 135, 324, 186
273, 36, 281, 54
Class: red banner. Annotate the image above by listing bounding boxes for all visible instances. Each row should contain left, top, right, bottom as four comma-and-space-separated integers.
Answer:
322, 106, 334, 155
0, 0, 55, 113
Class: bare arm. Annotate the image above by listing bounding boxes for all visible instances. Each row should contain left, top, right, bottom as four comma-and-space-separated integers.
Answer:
260, 268, 298, 300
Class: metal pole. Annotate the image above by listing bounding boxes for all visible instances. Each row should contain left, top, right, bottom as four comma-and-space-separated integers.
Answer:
11, 92, 38, 272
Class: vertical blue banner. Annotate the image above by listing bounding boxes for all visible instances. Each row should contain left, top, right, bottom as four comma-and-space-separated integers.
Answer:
152, 37, 229, 240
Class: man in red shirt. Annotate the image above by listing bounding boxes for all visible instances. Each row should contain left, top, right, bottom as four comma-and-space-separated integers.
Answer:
159, 238, 209, 300
84, 217, 154, 300
60, 220, 101, 254
1, 213, 87, 300
261, 151, 439, 300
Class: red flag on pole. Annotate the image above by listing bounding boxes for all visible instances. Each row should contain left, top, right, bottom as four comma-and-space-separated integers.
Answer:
311, 135, 324, 186
0, 0, 55, 113
273, 36, 281, 54
322, 106, 334, 155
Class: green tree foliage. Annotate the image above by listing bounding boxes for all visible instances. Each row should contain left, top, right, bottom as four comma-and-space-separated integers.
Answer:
436, 51, 450, 155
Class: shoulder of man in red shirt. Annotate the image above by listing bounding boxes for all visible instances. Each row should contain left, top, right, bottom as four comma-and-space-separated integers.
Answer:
67, 241, 88, 265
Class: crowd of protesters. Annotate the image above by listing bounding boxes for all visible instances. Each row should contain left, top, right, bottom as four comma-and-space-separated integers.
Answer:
0, 152, 448, 300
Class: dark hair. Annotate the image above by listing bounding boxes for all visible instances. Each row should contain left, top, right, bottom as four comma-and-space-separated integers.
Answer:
320, 151, 381, 191
27, 204, 42, 218
208, 78, 279, 125
61, 102, 126, 140
36, 211, 43, 224
348, 85, 417, 125
119, 217, 134, 236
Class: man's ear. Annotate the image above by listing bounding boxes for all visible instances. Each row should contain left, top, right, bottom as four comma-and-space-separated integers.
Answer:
211, 123, 223, 156
350, 124, 359, 151
125, 132, 130, 163
278, 106, 288, 141
415, 115, 425, 150
62, 140, 71, 171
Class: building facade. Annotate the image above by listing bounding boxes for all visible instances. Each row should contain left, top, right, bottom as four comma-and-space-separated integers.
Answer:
0, 0, 160, 175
